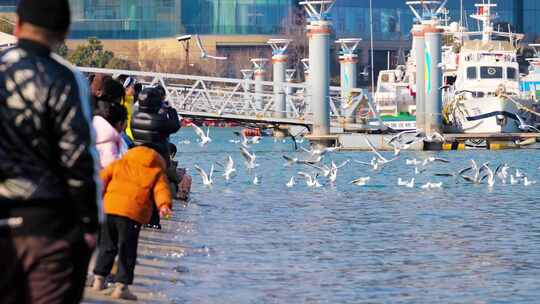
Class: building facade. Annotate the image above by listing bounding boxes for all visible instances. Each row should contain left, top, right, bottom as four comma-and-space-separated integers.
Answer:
2, 0, 540, 77
62, 0, 532, 39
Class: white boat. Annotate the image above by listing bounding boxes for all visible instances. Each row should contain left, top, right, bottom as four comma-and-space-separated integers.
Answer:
520, 44, 540, 100
442, 1, 536, 134
375, 65, 416, 117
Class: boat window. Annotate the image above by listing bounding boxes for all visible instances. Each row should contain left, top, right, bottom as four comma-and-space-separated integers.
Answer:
467, 67, 477, 79
507, 67, 517, 80
381, 74, 390, 83
480, 66, 503, 79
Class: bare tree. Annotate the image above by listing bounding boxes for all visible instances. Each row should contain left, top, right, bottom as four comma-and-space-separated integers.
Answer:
281, 6, 308, 82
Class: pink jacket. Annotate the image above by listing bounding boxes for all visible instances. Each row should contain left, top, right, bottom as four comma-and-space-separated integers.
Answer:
93, 115, 126, 169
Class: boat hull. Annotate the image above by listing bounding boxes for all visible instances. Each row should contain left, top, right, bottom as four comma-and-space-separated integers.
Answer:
444, 96, 534, 133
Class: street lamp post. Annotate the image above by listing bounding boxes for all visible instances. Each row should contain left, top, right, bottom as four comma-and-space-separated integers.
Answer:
177, 34, 192, 74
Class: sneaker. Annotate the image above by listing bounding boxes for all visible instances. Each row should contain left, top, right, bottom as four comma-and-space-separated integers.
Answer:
91, 275, 105, 291
111, 283, 138, 301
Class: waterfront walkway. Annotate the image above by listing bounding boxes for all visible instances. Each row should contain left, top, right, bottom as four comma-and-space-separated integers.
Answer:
82, 218, 186, 303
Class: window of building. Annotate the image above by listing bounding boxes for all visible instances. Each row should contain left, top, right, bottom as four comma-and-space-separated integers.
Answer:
467, 67, 477, 79
480, 66, 503, 79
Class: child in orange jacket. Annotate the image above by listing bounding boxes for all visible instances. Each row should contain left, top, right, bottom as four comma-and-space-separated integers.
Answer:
92, 145, 172, 300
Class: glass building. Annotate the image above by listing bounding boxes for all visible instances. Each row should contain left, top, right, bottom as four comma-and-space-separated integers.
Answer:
68, 0, 294, 39
0, 0, 537, 41
333, 0, 522, 41
0, 0, 15, 12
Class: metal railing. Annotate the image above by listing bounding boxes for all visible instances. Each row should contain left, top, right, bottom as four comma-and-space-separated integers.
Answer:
78, 67, 382, 127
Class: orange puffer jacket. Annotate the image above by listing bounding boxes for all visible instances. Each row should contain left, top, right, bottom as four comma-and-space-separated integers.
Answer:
100, 146, 172, 224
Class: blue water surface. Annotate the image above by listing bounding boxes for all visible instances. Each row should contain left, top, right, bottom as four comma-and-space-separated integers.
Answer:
158, 127, 540, 304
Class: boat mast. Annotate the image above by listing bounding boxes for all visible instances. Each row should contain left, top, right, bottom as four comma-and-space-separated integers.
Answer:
470, 0, 497, 42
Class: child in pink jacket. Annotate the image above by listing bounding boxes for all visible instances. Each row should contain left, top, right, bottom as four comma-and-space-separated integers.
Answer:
93, 102, 128, 169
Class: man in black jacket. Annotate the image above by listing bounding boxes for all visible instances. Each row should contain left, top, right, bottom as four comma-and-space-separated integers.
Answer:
131, 87, 181, 161
131, 87, 181, 229
0, 0, 99, 303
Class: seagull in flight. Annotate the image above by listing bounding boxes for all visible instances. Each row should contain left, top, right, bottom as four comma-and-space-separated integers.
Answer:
216, 156, 236, 181
354, 157, 382, 172
350, 176, 371, 186
190, 123, 212, 146
365, 136, 398, 165
304, 163, 331, 178
195, 34, 228, 60
422, 156, 450, 167
240, 146, 259, 170
297, 172, 322, 188
482, 163, 495, 188
300, 146, 339, 158
387, 130, 421, 155
282, 155, 300, 167
327, 160, 349, 183
194, 164, 214, 186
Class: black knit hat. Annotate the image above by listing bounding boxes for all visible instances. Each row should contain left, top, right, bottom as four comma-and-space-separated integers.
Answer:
138, 88, 162, 111
17, 0, 71, 32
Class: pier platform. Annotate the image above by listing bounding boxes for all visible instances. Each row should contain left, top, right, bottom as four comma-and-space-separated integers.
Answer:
305, 132, 540, 151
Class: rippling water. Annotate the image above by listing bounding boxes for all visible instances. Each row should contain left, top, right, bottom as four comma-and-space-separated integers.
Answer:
158, 127, 540, 303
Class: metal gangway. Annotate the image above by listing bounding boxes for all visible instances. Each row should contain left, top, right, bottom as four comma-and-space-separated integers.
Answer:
78, 67, 383, 131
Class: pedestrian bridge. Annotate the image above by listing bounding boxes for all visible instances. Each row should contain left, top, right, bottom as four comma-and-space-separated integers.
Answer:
78, 67, 383, 130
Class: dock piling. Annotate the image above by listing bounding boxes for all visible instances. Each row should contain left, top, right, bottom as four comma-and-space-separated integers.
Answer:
300, 0, 336, 145
268, 39, 291, 119
425, 27, 443, 135
251, 58, 268, 111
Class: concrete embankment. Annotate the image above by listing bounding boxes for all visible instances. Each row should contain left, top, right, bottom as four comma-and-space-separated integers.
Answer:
82, 217, 189, 303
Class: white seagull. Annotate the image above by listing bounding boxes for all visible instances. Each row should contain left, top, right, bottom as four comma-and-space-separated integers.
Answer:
300, 146, 339, 158
195, 34, 228, 60
218, 156, 236, 181
328, 160, 349, 183
523, 176, 537, 186
240, 146, 258, 170
365, 136, 398, 165
398, 177, 415, 188
510, 174, 519, 185
190, 123, 212, 146
482, 163, 495, 188
194, 164, 214, 186
297, 172, 322, 188
282, 155, 300, 167
421, 156, 450, 167
286, 177, 296, 188
350, 176, 371, 186
406, 158, 422, 166
420, 182, 442, 189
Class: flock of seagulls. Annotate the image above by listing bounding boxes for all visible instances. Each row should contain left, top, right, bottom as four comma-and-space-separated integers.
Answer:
187, 127, 538, 191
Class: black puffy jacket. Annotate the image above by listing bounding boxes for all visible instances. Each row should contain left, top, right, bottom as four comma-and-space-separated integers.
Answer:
131, 89, 180, 157
0, 39, 99, 233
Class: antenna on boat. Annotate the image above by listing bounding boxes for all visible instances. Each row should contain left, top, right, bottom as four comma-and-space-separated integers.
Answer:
406, 1, 447, 25
470, 0, 497, 42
